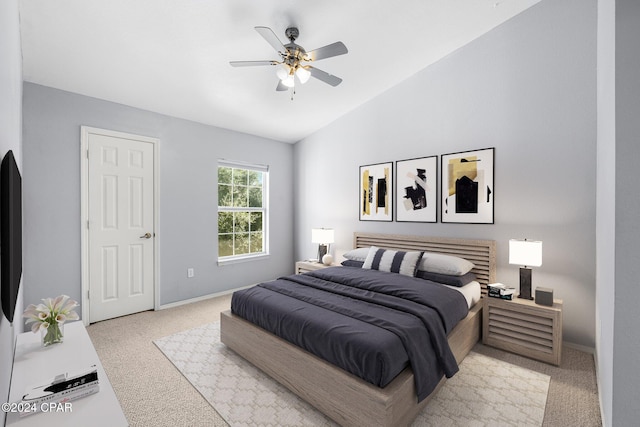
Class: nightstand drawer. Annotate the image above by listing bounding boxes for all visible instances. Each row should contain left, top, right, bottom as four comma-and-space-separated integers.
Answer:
483, 297, 562, 365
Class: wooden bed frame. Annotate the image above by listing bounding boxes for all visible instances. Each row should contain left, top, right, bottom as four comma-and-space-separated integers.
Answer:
220, 232, 496, 427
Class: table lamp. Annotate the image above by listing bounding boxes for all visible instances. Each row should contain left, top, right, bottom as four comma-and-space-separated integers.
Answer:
311, 228, 334, 264
509, 239, 542, 300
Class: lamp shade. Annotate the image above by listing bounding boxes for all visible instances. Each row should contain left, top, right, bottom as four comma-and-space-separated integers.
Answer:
509, 239, 542, 267
312, 228, 334, 244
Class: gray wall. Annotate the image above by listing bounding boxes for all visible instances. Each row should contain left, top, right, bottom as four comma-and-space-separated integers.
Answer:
0, 0, 23, 423
608, 1, 640, 425
22, 83, 294, 309
597, 1, 640, 425
293, 0, 597, 348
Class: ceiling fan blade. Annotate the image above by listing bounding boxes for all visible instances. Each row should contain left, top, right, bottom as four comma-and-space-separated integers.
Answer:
230, 60, 277, 67
255, 26, 286, 53
308, 66, 343, 87
276, 81, 288, 91
306, 41, 348, 62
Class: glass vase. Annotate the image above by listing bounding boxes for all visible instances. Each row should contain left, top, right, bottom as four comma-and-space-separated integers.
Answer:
41, 322, 64, 346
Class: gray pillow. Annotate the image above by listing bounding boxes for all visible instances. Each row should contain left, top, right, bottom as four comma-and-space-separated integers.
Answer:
342, 247, 371, 262
415, 270, 477, 287
341, 260, 364, 268
418, 252, 474, 276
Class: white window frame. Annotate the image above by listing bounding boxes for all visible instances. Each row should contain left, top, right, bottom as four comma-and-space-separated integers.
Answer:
217, 159, 269, 265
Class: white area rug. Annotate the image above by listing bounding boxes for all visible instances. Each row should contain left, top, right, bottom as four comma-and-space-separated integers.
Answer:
154, 322, 550, 426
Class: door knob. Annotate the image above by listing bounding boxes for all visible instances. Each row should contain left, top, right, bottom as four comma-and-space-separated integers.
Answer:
140, 232, 152, 239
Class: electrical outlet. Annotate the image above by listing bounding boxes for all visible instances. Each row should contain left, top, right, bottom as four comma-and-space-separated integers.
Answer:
187, 268, 194, 278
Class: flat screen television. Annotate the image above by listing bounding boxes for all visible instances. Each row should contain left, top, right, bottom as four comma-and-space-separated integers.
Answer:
1, 150, 22, 323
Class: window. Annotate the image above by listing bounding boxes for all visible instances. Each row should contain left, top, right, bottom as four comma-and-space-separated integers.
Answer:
217, 160, 268, 264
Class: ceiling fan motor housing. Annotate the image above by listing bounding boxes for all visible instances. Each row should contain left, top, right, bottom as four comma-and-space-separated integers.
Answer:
282, 27, 308, 67
285, 27, 299, 42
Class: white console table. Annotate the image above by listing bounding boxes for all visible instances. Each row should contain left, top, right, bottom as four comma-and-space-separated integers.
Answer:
6, 321, 128, 426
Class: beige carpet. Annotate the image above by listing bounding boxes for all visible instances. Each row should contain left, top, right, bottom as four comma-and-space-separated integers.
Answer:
154, 321, 550, 426
87, 294, 602, 427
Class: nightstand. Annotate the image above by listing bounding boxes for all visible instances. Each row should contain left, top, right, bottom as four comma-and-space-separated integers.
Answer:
482, 296, 563, 365
295, 260, 332, 274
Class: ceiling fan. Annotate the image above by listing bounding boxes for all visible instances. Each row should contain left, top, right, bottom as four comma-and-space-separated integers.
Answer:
230, 26, 348, 95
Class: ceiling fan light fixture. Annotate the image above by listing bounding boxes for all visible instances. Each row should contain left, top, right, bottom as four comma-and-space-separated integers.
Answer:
230, 26, 347, 95
295, 66, 311, 84
281, 74, 295, 88
276, 64, 290, 81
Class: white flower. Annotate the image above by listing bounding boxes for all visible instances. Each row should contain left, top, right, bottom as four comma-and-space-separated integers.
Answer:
22, 294, 80, 334
30, 321, 42, 333
23, 304, 40, 325
65, 311, 79, 321
60, 297, 79, 315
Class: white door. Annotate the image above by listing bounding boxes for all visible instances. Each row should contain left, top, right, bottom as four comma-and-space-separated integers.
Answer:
83, 127, 157, 323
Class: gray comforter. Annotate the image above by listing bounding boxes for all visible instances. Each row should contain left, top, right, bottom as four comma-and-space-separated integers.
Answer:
230, 266, 468, 402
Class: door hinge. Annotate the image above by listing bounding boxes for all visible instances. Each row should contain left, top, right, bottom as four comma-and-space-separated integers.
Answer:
86, 150, 89, 159
87, 220, 90, 229
87, 290, 90, 300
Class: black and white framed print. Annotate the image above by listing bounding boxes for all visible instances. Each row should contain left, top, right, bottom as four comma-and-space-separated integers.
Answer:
395, 156, 437, 222
359, 162, 393, 221
441, 148, 494, 224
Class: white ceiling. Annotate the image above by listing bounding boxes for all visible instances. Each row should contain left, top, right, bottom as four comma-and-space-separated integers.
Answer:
19, 0, 540, 143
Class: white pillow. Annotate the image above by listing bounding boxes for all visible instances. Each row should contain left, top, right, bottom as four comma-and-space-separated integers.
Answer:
418, 252, 474, 276
362, 246, 423, 277
342, 247, 371, 262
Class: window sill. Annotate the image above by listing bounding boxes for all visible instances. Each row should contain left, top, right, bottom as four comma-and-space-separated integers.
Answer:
217, 253, 270, 266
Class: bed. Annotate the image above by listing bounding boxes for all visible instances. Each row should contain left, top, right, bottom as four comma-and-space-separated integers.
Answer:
220, 232, 496, 427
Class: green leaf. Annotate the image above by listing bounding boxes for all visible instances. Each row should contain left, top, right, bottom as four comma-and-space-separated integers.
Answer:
250, 232, 263, 253
248, 170, 263, 186
218, 234, 234, 257
218, 212, 234, 233
248, 187, 262, 207
218, 184, 232, 207
218, 167, 232, 184
233, 186, 248, 207
235, 212, 250, 232
233, 168, 248, 186
250, 212, 263, 231
234, 233, 250, 255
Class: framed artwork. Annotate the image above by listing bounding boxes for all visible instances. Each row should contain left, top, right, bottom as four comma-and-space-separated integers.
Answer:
359, 162, 393, 221
441, 147, 494, 224
395, 156, 437, 222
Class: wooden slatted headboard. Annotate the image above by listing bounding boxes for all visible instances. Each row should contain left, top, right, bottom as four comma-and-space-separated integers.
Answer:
353, 232, 496, 295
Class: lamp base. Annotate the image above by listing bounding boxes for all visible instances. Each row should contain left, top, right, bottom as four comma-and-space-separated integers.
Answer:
518, 267, 534, 300
317, 244, 328, 263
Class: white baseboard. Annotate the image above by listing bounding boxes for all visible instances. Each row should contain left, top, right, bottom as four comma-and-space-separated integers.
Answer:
158, 284, 255, 310
593, 349, 606, 427
563, 341, 595, 354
